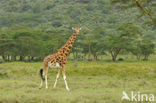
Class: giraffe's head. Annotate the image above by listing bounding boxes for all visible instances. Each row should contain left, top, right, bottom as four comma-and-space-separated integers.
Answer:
72, 26, 81, 35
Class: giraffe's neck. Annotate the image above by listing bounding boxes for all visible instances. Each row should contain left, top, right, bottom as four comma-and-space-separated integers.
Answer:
57, 32, 77, 56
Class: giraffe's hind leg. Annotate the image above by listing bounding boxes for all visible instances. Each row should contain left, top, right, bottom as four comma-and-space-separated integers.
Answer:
39, 79, 43, 89
40, 65, 48, 89
53, 69, 61, 88
39, 69, 44, 89
45, 74, 48, 89
44, 67, 49, 89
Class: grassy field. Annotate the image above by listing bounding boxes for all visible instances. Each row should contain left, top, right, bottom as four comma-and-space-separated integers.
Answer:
0, 61, 156, 103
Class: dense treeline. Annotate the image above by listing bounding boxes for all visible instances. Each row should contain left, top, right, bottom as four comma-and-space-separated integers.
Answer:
0, 23, 155, 62
0, 0, 156, 62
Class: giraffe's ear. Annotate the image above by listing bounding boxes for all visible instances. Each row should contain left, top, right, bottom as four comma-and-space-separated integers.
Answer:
72, 27, 75, 30
79, 27, 82, 30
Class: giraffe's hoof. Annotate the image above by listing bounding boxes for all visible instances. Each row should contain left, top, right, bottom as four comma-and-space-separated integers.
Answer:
66, 88, 70, 92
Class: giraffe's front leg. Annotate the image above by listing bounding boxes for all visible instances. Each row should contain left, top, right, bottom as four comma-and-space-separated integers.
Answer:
53, 69, 61, 88
61, 68, 70, 91
39, 78, 43, 89
45, 75, 48, 89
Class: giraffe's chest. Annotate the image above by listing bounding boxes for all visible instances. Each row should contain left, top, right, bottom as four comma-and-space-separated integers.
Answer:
48, 62, 60, 69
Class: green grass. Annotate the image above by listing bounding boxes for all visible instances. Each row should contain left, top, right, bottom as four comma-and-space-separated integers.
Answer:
0, 61, 156, 103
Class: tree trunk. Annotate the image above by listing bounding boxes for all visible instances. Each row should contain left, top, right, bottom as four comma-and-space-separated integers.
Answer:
112, 56, 116, 62
20, 56, 24, 61
88, 43, 92, 61
143, 55, 148, 61
7, 55, 10, 61
110, 48, 121, 62
13, 56, 16, 61
73, 52, 76, 60
11, 56, 16, 61
28, 56, 31, 61
38, 57, 42, 61
31, 56, 34, 61
111, 51, 117, 62
83, 54, 86, 61
76, 50, 78, 60
93, 54, 98, 61
2, 55, 6, 61
136, 55, 141, 60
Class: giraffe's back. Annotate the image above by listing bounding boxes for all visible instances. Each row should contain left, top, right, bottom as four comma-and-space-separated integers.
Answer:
43, 53, 67, 69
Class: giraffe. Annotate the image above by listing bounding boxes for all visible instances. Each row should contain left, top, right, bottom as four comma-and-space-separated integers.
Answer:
39, 26, 81, 91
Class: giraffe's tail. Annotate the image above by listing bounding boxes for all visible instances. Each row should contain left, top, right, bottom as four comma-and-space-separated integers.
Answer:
40, 69, 45, 81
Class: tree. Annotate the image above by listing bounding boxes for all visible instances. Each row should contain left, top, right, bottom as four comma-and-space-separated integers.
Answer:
104, 34, 122, 61
103, 22, 142, 61
130, 38, 155, 60
140, 39, 155, 60
0, 32, 15, 61
12, 30, 43, 61
91, 27, 106, 60
130, 41, 142, 60
111, 0, 156, 24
